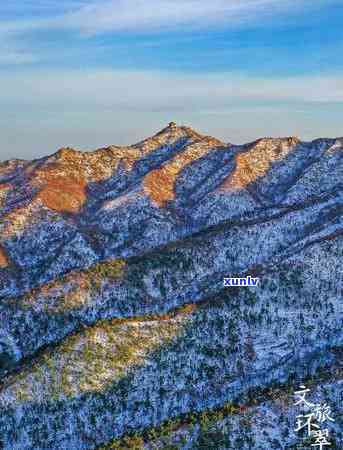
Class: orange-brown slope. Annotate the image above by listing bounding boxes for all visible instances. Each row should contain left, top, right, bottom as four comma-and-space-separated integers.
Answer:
143, 136, 224, 207
219, 137, 300, 192
0, 245, 9, 268
21, 124, 203, 214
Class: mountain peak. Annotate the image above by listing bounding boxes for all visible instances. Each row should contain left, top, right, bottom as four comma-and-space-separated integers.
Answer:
54, 147, 81, 161
156, 121, 201, 136
0, 123, 342, 450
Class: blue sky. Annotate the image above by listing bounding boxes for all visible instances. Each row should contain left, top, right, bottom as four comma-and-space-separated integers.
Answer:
1, 0, 343, 160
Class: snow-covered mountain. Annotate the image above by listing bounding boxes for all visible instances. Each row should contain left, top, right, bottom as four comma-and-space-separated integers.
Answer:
0, 123, 342, 449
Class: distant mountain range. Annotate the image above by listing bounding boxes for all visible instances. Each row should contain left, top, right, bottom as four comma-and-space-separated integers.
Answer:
0, 123, 342, 449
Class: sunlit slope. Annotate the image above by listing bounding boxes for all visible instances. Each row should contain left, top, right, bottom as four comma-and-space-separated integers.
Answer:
0, 125, 341, 297
0, 125, 342, 449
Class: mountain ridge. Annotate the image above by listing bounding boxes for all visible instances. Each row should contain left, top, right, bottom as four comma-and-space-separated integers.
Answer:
2, 122, 343, 166
0, 123, 342, 449
0, 124, 342, 288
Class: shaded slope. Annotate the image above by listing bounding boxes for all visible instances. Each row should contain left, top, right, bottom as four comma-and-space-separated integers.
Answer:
0, 124, 342, 449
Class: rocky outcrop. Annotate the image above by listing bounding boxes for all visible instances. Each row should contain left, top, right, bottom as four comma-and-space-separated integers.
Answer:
0, 124, 342, 449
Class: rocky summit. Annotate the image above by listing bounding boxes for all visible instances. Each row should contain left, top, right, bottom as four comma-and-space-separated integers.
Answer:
0, 123, 342, 449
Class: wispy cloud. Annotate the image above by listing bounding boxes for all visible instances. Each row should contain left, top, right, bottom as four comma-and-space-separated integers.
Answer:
2, 70, 342, 110
0, 2, 341, 158
71, 0, 340, 34
0, 0, 339, 67
0, 0, 336, 36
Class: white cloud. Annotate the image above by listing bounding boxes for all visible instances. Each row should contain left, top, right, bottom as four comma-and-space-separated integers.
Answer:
1, 70, 342, 109
0, 0, 337, 66
0, 0, 336, 36
64, 0, 287, 34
